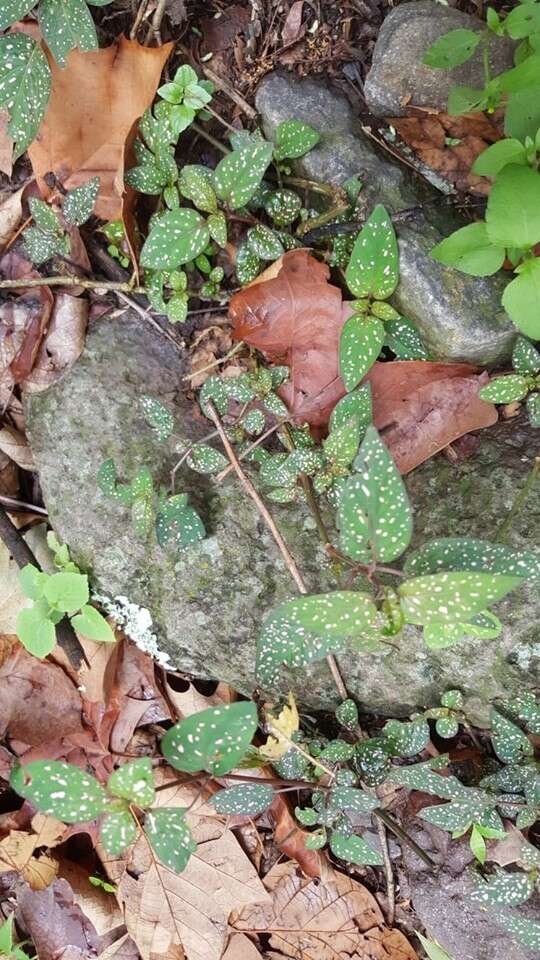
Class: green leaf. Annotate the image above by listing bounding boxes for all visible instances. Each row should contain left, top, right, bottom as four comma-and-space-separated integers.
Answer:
424, 612, 502, 648
399, 572, 522, 625
178, 165, 217, 213
506, 691, 540, 734
435, 717, 460, 738
345, 205, 399, 299
38, 0, 98, 67
337, 425, 412, 564
246, 224, 284, 260
108, 758, 155, 807
384, 316, 429, 360
23, 226, 69, 265
512, 336, 540, 374
145, 807, 196, 873
327, 786, 378, 816
161, 702, 258, 775
323, 418, 361, 468
527, 390, 540, 425
335, 698, 359, 732
387, 759, 468, 800
140, 396, 174, 441
0, 33, 51, 158
100, 808, 137, 856
491, 708, 533, 764
211, 783, 274, 815
186, 443, 228, 473
305, 827, 327, 850
19, 563, 48, 600
471, 868, 535, 907
256, 591, 379, 686
496, 914, 540, 950
505, 3, 540, 39
63, 176, 99, 226
208, 210, 227, 246
382, 718, 430, 757
140, 209, 210, 270
469, 822, 487, 864
486, 164, 540, 249
0, 0, 35, 29
156, 495, 205, 550
419, 799, 483, 833
295, 806, 318, 826
274, 119, 320, 160
431, 222, 505, 277
329, 385, 372, 434
236, 242, 261, 284
330, 830, 383, 866
319, 740, 354, 763
16, 607, 56, 658
30, 198, 62, 234
125, 162, 167, 194
339, 314, 384, 390
43, 571, 89, 612
403, 537, 540, 583
242, 408, 266, 435
264, 189, 301, 226
447, 84, 486, 116
473, 139, 527, 177
423, 28, 481, 68
479, 374, 529, 403
71, 604, 115, 642
213, 141, 273, 209
11, 760, 108, 822
502, 257, 540, 339
132, 496, 154, 537
504, 90, 540, 141
416, 933, 455, 960
498, 54, 540, 94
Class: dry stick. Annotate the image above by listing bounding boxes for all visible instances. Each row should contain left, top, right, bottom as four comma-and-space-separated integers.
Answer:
375, 816, 395, 925
216, 418, 291, 482
0, 275, 146, 292
206, 401, 349, 701
0, 495, 47, 516
0, 503, 87, 669
201, 64, 257, 120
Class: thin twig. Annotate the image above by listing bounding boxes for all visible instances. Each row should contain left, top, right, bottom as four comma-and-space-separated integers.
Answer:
496, 456, 540, 543
206, 401, 349, 701
144, 0, 167, 44
191, 121, 230, 155
374, 816, 395, 925
216, 418, 290, 482
0, 495, 47, 516
0, 276, 145, 292
201, 65, 257, 119
182, 340, 245, 382
116, 291, 183, 351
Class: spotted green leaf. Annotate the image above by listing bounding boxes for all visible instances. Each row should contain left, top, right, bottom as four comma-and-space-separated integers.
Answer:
213, 141, 273, 210
71, 604, 115, 643
23, 226, 69, 265
337, 425, 412, 564
256, 591, 379, 686
423, 28, 481, 68
399, 572, 522, 625
208, 210, 227, 246
471, 868, 535, 908
305, 827, 327, 850
330, 830, 382, 866
38, 0, 98, 67
199, 375, 231, 415
30, 198, 62, 234
145, 807, 196, 873
236, 242, 261, 284
295, 806, 318, 825
11, 760, 108, 823
186, 443, 228, 473
435, 717, 460, 739
339, 314, 384, 391
125, 162, 167, 194
100, 809, 137, 856
335, 698, 359, 732
441, 689, 463, 710
140, 209, 210, 270
156, 495, 205, 550
387, 759, 468, 801
273, 119, 320, 161
259, 453, 299, 488
178, 165, 217, 213
403, 537, 540, 583
385, 316, 429, 360
513, 336, 540, 375
527, 391, 540, 426
322, 418, 360, 469
264, 189, 301, 226
63, 176, 100, 226
479, 375, 529, 404
496, 914, 540, 950
382, 718, 430, 757
16, 606, 57, 658
161, 702, 258, 775
319, 740, 354, 763
108, 758, 155, 807
243, 408, 266, 435
140, 396, 174, 441
327, 787, 378, 816
505, 691, 540, 734
491, 708, 533, 764
329, 385, 372, 434
355, 739, 390, 786
0, 0, 35, 29
345, 205, 398, 299
211, 782, 274, 815
419, 798, 487, 833
247, 224, 284, 261
0, 34, 51, 158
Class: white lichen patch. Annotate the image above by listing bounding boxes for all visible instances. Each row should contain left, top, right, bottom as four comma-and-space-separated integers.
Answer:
92, 592, 173, 668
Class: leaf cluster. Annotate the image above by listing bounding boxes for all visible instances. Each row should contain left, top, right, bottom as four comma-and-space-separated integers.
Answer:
23, 178, 99, 266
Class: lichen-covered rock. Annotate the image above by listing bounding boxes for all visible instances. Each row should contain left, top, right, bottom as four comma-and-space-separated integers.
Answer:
255, 72, 515, 366
364, 1, 515, 117
26, 316, 539, 723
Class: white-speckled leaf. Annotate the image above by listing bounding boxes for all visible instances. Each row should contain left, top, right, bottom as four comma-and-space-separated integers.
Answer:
327, 787, 378, 816
319, 740, 354, 763
497, 914, 540, 949
382, 718, 430, 757
178, 165, 217, 213
11, 760, 108, 822
385, 316, 429, 360
145, 807, 196, 873
0, 0, 35, 29
403, 537, 540, 583
29, 198, 62, 234
186, 443, 228, 474
63, 176, 100, 226
211, 782, 274, 815
273, 119, 320, 161
156, 495, 205, 549
247, 224, 284, 261
339, 313, 384, 391
345, 205, 399, 299
100, 808, 137, 856
23, 226, 68, 265
387, 759, 470, 801
140, 208, 210, 269
0, 34, 51, 158
471, 868, 535, 908
235, 241, 261, 284
491, 708, 534, 764
335, 698, 359, 731
419, 798, 485, 833
330, 830, 383, 866
435, 717, 460, 738
399, 572, 522, 625
479, 375, 529, 404
337, 425, 412, 563
160, 702, 258, 775
38, 0, 98, 67
140, 396, 173, 441
108, 758, 155, 807
512, 336, 540, 375
208, 210, 227, 246
213, 141, 273, 209
329, 384, 372, 434
527, 391, 540, 426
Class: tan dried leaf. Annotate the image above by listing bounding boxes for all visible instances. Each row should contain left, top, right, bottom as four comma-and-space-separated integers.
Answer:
24, 293, 88, 393
260, 693, 299, 760
0, 831, 58, 890
0, 642, 83, 744
221, 934, 263, 960
0, 185, 23, 246
0, 425, 34, 470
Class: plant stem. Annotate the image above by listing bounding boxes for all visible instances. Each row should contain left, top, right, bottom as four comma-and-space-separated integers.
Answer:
374, 816, 395, 925
191, 121, 230, 155
296, 201, 350, 238
216, 418, 291, 482
374, 808, 436, 867
206, 401, 349, 701
0, 276, 144, 292
204, 103, 238, 135
495, 456, 540, 543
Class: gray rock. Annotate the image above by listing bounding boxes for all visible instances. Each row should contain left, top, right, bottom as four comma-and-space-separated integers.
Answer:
401, 824, 540, 960
255, 72, 515, 366
26, 315, 540, 723
364, 1, 515, 117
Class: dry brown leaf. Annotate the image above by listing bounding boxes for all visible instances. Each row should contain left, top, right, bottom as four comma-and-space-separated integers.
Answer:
57, 860, 123, 935
0, 643, 83, 745
24, 293, 88, 393
164, 677, 235, 720
0, 425, 34, 470
232, 860, 418, 960
0, 831, 58, 890
0, 110, 13, 178
221, 934, 263, 960
0, 186, 24, 247
98, 933, 140, 960
281, 0, 306, 44
28, 37, 173, 220
0, 287, 54, 388
268, 793, 324, 879
15, 877, 100, 960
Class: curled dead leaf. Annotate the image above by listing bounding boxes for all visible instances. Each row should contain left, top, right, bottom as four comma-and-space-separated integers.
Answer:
24, 292, 88, 394
0, 643, 83, 745
0, 830, 59, 891
0, 186, 24, 248
0, 425, 34, 470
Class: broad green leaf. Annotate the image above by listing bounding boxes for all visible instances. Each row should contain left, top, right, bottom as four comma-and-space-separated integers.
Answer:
512, 336, 540, 374
305, 827, 327, 850
345, 205, 399, 299
384, 316, 429, 359
132, 497, 154, 538
19, 563, 48, 600
423, 29, 481, 68
416, 933, 455, 960
502, 257, 540, 339
387, 759, 469, 801
527, 391, 540, 425
11, 760, 108, 822
498, 54, 540, 94
323, 418, 361, 468
0, 0, 35, 29
161, 702, 258, 775
265, 189, 301, 226
125, 162, 167, 194
441, 689, 463, 710
330, 830, 382, 866
506, 691, 540, 734
399, 572, 522, 625
335, 698, 359, 731
242, 408, 266, 435
100, 808, 137, 856
471, 868, 535, 907
256, 591, 379, 686
213, 141, 273, 209
329, 384, 372, 434
246, 224, 284, 260
30, 198, 62, 234
486, 164, 540, 249
38, 0, 98, 67
295, 806, 318, 826
140, 396, 174, 441
496, 914, 540, 950
208, 210, 227, 246
140, 209, 210, 270
108, 758, 155, 807
504, 90, 540, 141
327, 787, 378, 816
178, 165, 217, 213
199, 375, 232, 415
469, 823, 487, 864
211, 783, 274, 815
43, 571, 89, 612
403, 537, 540, 583
505, 3, 540, 39
156, 495, 205, 550
0, 34, 51, 158
419, 799, 483, 833
472, 139, 527, 177
448, 84, 486, 116
491, 708, 533, 764
71, 604, 115, 643
435, 717, 460, 738
16, 607, 56, 658
63, 176, 100, 226
382, 718, 430, 757
337, 425, 412, 564
355, 739, 390, 785
431, 222, 505, 277
319, 740, 354, 762
145, 807, 196, 873
339, 313, 384, 391
479, 374, 529, 403
97, 458, 132, 503
187, 443, 228, 473
23, 226, 69, 265
273, 119, 320, 160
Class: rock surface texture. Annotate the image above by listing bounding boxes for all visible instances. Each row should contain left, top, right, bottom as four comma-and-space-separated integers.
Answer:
364, 1, 515, 117
255, 71, 515, 366
26, 315, 539, 723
